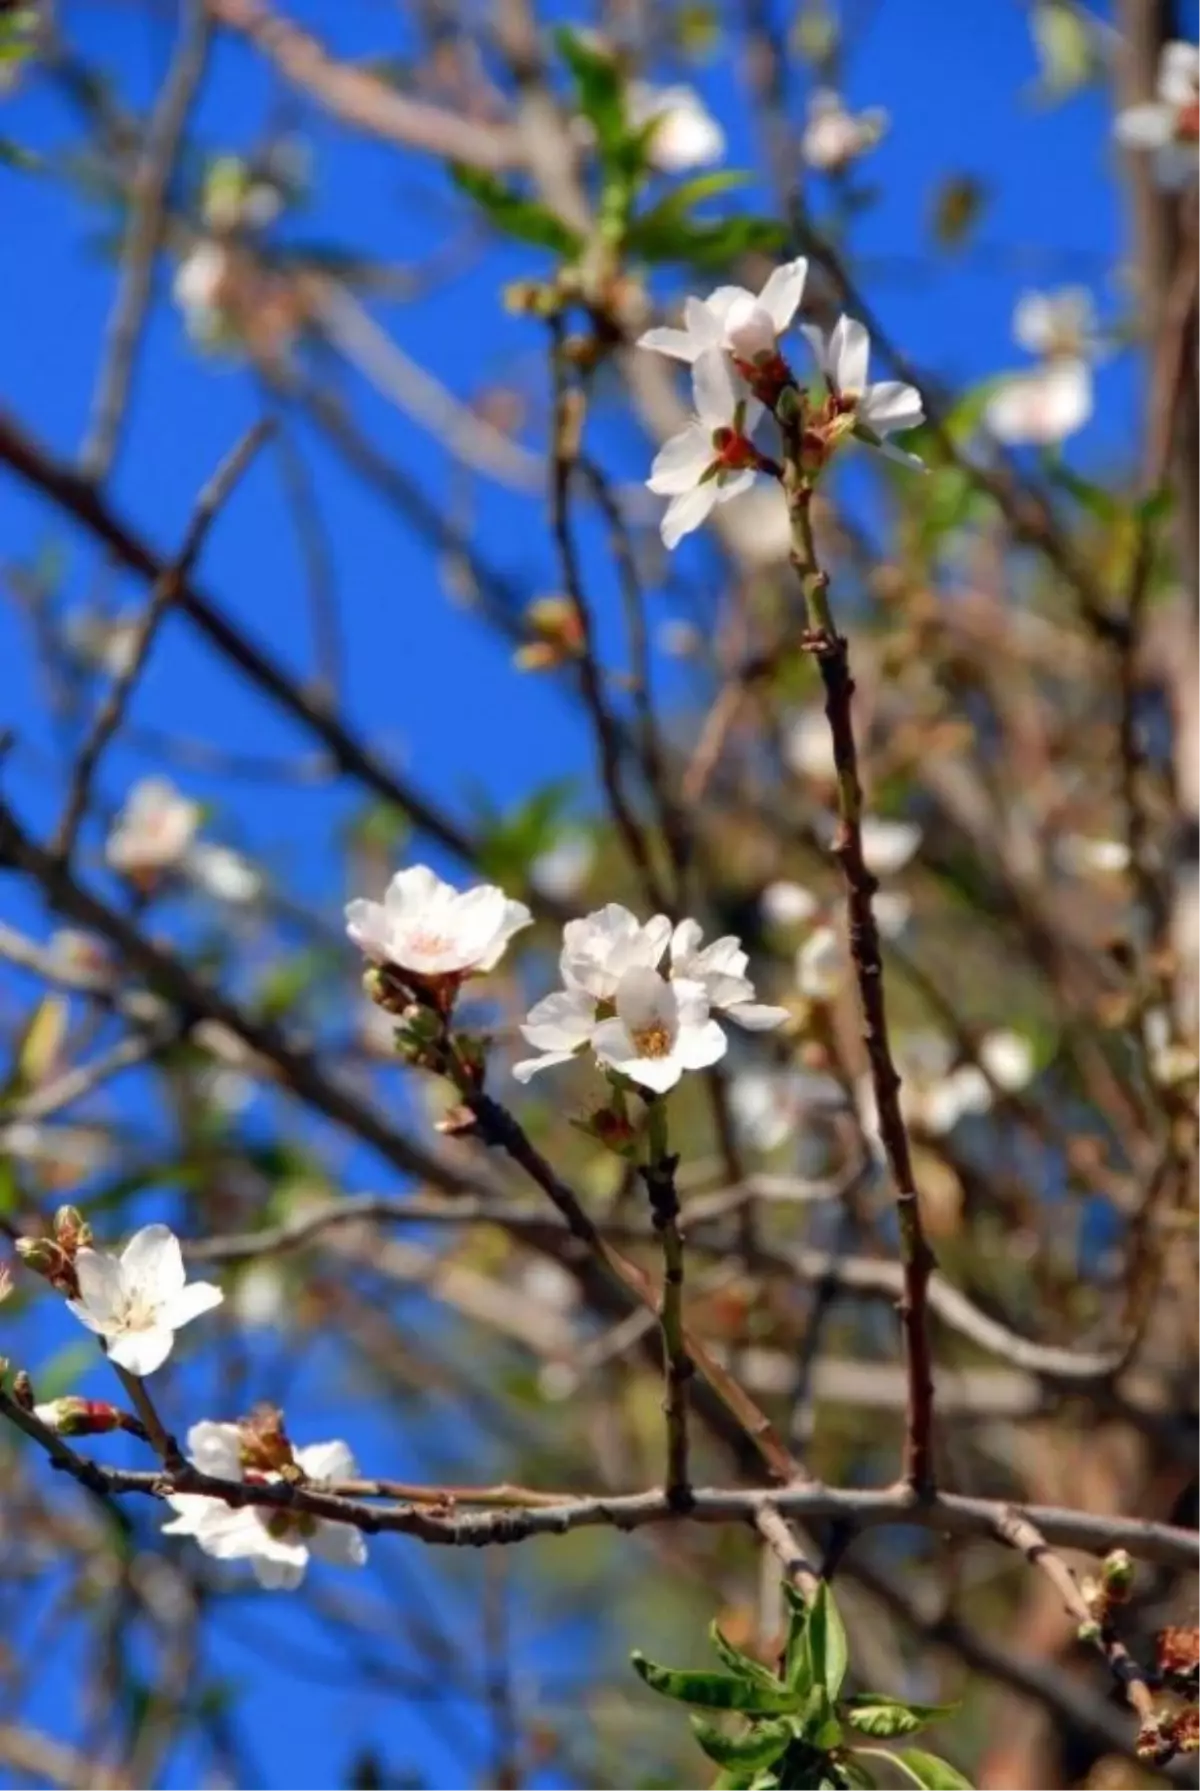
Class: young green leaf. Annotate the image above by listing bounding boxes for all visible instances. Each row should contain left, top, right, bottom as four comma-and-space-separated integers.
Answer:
854, 1747, 972, 1789
451, 166, 583, 257
783, 1584, 812, 1693
632, 1652, 797, 1713
709, 1621, 791, 1694
690, 1714, 794, 1770
802, 1582, 849, 1703
843, 1697, 955, 1739
554, 27, 626, 164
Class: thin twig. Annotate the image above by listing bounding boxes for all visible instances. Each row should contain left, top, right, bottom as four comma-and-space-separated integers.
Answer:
789, 489, 937, 1494
109, 1365, 183, 1470
641, 1102, 692, 1508
80, 0, 212, 481
52, 420, 274, 861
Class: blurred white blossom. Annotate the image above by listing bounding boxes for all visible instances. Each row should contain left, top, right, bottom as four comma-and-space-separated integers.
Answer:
106, 778, 201, 878
800, 89, 888, 172
761, 880, 820, 929
185, 842, 262, 905
730, 1065, 846, 1152
531, 833, 594, 901
1115, 40, 1199, 190
627, 81, 725, 172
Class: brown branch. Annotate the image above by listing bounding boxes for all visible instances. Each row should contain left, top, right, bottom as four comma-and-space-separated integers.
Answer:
205, 0, 518, 172
53, 420, 272, 861
641, 1107, 692, 1507
790, 491, 937, 1495
80, 0, 212, 480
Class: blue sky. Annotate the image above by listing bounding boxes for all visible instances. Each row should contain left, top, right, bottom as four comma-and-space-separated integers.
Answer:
0, 2, 1196, 1785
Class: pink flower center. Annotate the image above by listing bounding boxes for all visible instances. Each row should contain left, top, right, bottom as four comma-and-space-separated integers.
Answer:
710, 427, 759, 473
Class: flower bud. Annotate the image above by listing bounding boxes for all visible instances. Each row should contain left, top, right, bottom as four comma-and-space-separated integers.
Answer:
15, 1236, 66, 1279
1076, 1618, 1102, 1645
239, 1403, 295, 1474
34, 1397, 122, 1437
53, 1205, 92, 1253
1101, 1548, 1134, 1600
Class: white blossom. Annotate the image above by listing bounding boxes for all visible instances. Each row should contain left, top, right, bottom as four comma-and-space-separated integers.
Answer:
1145, 1008, 1200, 1087
0, 1121, 110, 1179
64, 607, 142, 678
591, 965, 727, 1092
162, 1423, 367, 1590
530, 833, 594, 901
802, 317, 925, 468
106, 778, 201, 877
860, 818, 922, 876
800, 89, 888, 172
647, 351, 767, 549
1012, 288, 1102, 362
67, 1224, 223, 1377
761, 880, 820, 929
345, 864, 531, 979
795, 924, 844, 1001
784, 707, 836, 781
859, 1029, 1034, 1143
1115, 40, 1199, 190
513, 904, 672, 1081
730, 1065, 846, 1153
669, 919, 789, 1030
984, 359, 1093, 446
185, 842, 262, 905
873, 890, 913, 940
173, 241, 231, 341
627, 81, 725, 172
638, 258, 809, 366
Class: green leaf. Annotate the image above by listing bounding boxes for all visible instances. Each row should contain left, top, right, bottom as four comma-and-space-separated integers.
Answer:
633, 169, 750, 236
690, 1715, 794, 1770
632, 1652, 798, 1713
802, 1582, 848, 1704
451, 165, 583, 257
853, 1748, 972, 1789
839, 1758, 879, 1789
709, 1621, 790, 1693
783, 1584, 812, 1692
629, 210, 785, 268
843, 1698, 955, 1740
554, 26, 626, 164
798, 1686, 841, 1750
1044, 460, 1121, 524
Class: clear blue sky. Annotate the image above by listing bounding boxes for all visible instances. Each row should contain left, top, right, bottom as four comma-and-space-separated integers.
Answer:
0, 2, 1194, 1786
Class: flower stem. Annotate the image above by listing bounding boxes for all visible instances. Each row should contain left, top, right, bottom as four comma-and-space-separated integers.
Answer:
641, 1099, 692, 1510
787, 480, 938, 1496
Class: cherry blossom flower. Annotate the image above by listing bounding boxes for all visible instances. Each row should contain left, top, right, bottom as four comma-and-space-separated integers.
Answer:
67, 1224, 223, 1377
530, 833, 594, 901
795, 925, 844, 1001
345, 865, 531, 980
638, 259, 809, 366
591, 966, 727, 1092
106, 778, 201, 878
984, 360, 1093, 447
800, 89, 888, 172
185, 842, 262, 905
801, 317, 925, 468
669, 920, 789, 1030
1012, 288, 1102, 362
858, 1029, 1035, 1143
1115, 40, 1199, 190
173, 241, 231, 342
647, 352, 770, 549
730, 1065, 847, 1153
513, 904, 671, 1081
859, 818, 922, 876
627, 81, 725, 172
162, 1423, 367, 1590
784, 707, 837, 782
761, 880, 820, 929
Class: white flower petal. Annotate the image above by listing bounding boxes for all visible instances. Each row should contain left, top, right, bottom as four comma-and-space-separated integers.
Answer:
186, 1421, 244, 1479
520, 988, 597, 1053
615, 1052, 685, 1093
647, 423, 715, 495
1115, 101, 1175, 150
676, 1016, 729, 1069
120, 1224, 186, 1304
757, 259, 809, 335
661, 482, 719, 549
107, 1324, 176, 1377
511, 1049, 579, 1083
691, 349, 738, 426
296, 1440, 357, 1483
727, 1002, 789, 1032
761, 881, 819, 927
72, 1249, 124, 1328
829, 316, 870, 398
860, 818, 921, 876
980, 1030, 1034, 1091
161, 1280, 224, 1331
310, 1520, 369, 1568
859, 381, 924, 434
637, 325, 704, 363
252, 1550, 309, 1590
613, 965, 677, 1035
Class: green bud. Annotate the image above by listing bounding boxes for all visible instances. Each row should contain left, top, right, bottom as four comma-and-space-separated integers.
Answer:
15, 1236, 63, 1278
1101, 1548, 1134, 1598
1076, 1618, 1102, 1645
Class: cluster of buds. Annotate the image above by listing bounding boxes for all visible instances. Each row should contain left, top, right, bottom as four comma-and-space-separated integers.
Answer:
571, 1095, 639, 1158
14, 1204, 93, 1296
1078, 1547, 1137, 1640
1158, 1624, 1200, 1695
238, 1403, 301, 1481
514, 596, 586, 673
1138, 1706, 1199, 1764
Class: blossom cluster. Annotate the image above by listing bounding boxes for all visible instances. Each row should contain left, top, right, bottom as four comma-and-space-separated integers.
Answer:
638, 258, 925, 548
